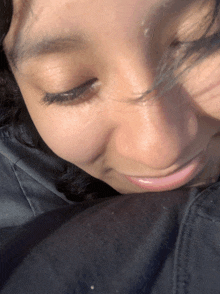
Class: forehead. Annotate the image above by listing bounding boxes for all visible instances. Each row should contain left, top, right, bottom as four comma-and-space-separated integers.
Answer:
5, 0, 204, 67
17, 0, 172, 34
9, 0, 193, 39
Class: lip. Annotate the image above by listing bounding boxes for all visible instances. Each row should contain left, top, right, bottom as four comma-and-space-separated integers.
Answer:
125, 152, 206, 192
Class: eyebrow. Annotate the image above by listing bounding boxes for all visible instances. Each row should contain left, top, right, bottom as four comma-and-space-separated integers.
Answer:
8, 0, 193, 68
9, 34, 87, 68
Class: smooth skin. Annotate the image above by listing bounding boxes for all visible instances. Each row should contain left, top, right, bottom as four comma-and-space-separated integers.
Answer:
4, 0, 220, 194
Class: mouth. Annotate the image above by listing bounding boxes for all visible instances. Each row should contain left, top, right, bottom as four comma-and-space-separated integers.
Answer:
124, 152, 206, 192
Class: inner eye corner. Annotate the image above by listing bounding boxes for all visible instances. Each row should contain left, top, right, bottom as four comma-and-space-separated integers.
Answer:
170, 39, 182, 48
89, 77, 99, 84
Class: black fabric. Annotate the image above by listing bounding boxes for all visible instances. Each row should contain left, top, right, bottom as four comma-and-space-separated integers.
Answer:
0, 125, 74, 228
0, 189, 188, 293
1, 185, 220, 293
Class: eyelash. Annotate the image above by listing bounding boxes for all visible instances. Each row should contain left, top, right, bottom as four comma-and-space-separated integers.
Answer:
42, 78, 98, 106
41, 37, 196, 107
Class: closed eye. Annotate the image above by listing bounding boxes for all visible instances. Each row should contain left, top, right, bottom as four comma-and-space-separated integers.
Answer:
42, 78, 98, 106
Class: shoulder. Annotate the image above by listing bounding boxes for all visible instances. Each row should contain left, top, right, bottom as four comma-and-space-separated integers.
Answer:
171, 183, 220, 293
0, 125, 73, 229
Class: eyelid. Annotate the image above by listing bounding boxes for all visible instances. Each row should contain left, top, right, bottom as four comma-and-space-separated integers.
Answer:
42, 78, 98, 105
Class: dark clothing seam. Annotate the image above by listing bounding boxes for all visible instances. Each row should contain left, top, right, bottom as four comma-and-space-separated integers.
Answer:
9, 161, 36, 216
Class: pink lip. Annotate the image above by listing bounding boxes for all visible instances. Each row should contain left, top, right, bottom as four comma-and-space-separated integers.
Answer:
125, 153, 205, 192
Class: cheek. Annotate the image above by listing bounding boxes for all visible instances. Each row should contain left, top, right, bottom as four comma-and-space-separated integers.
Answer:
183, 56, 220, 120
37, 111, 105, 163
13, 74, 110, 166
25, 100, 109, 164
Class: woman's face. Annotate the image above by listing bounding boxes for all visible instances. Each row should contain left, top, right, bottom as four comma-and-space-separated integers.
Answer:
4, 0, 220, 194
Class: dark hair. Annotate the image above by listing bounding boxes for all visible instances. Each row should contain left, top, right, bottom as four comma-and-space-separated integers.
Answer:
0, 0, 220, 201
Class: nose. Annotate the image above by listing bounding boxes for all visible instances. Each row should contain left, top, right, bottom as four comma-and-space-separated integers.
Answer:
104, 54, 198, 174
